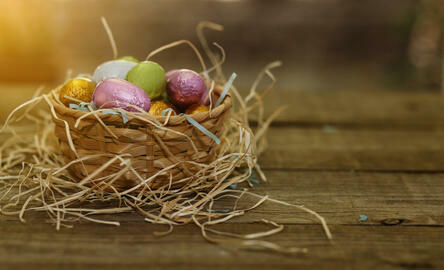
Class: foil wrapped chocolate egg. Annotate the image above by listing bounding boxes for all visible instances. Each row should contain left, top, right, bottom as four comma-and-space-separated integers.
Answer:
185, 104, 209, 114
93, 78, 151, 112
166, 69, 206, 110
126, 61, 166, 100
149, 100, 179, 116
92, 59, 137, 83
59, 78, 96, 107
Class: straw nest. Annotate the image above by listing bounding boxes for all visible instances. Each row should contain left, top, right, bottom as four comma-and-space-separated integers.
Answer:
0, 20, 331, 254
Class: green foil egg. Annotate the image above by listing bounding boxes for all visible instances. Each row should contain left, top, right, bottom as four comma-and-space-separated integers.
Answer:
126, 61, 166, 100
119, 56, 139, 63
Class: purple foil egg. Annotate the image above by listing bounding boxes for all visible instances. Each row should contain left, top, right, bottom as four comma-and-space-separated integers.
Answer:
166, 69, 206, 109
93, 78, 151, 112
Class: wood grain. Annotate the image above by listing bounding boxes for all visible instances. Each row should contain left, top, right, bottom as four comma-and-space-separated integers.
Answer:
222, 170, 444, 226
0, 220, 443, 270
260, 127, 444, 171
260, 90, 444, 129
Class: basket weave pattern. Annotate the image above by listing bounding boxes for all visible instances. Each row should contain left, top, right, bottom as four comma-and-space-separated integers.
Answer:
49, 87, 232, 190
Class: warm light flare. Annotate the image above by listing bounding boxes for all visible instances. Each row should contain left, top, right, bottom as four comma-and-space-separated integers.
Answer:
0, 0, 62, 81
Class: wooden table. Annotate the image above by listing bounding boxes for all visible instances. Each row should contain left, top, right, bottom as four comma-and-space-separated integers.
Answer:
1, 86, 444, 269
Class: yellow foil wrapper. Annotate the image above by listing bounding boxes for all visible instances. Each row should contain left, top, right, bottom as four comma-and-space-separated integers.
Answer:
149, 101, 179, 116
59, 78, 96, 107
185, 104, 209, 114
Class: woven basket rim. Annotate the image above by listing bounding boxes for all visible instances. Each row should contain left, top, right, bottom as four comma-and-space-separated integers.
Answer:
49, 84, 232, 127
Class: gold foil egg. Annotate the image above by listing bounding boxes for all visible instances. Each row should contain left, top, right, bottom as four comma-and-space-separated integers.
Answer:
59, 78, 96, 107
185, 104, 209, 115
149, 101, 179, 116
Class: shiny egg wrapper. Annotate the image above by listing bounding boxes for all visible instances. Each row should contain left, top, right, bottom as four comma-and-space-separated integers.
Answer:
149, 101, 179, 116
185, 104, 209, 115
59, 78, 96, 107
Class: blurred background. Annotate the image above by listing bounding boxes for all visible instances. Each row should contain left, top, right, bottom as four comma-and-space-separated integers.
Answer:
0, 0, 442, 100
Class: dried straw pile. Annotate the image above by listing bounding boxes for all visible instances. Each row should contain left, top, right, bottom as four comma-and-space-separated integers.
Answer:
0, 21, 330, 254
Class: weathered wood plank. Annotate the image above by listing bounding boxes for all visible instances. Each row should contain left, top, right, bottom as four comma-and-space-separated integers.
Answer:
221, 170, 444, 226
260, 127, 444, 171
261, 90, 444, 129
0, 221, 442, 270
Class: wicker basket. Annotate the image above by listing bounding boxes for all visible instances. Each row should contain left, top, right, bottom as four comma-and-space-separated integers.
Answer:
49, 85, 232, 191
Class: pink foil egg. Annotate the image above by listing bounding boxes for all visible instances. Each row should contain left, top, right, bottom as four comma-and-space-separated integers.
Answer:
166, 69, 206, 110
93, 78, 151, 112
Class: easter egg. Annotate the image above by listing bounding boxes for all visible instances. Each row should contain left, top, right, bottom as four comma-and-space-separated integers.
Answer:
92, 78, 151, 112
59, 78, 96, 107
149, 101, 179, 116
166, 69, 206, 110
185, 104, 209, 115
119, 56, 139, 63
126, 61, 166, 100
92, 60, 137, 83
